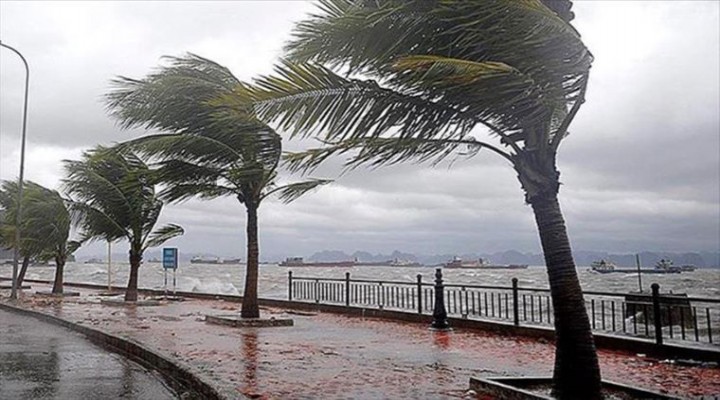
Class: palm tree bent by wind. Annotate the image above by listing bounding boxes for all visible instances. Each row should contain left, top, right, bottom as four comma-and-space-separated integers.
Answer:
0, 180, 81, 293
64, 146, 183, 302
219, 1, 599, 397
105, 55, 330, 318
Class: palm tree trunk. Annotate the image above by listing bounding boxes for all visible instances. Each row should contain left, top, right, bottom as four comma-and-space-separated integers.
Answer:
530, 194, 602, 399
241, 202, 260, 318
125, 250, 142, 302
52, 255, 65, 294
17, 255, 30, 287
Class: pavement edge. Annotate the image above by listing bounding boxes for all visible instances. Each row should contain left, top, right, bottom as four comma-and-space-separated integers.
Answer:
0, 301, 242, 400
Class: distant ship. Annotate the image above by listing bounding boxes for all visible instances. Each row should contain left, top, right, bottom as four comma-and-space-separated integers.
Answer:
388, 258, 423, 267
84, 258, 104, 264
590, 259, 617, 273
680, 264, 697, 272
222, 258, 242, 264
654, 259, 681, 273
588, 258, 686, 274
279, 257, 356, 267
443, 257, 528, 269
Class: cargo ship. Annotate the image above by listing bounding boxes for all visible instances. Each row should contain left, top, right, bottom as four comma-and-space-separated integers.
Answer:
279, 257, 356, 267
443, 257, 528, 269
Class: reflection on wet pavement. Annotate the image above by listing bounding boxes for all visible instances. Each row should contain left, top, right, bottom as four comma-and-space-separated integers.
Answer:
0, 309, 177, 400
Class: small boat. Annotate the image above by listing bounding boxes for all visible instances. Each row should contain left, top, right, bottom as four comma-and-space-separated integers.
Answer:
590, 259, 617, 273
444, 256, 528, 269
84, 258, 104, 264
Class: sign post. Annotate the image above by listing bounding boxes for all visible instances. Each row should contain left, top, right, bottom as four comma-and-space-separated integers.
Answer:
162, 248, 178, 298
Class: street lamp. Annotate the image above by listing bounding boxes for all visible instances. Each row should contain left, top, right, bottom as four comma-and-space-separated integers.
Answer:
0, 41, 30, 300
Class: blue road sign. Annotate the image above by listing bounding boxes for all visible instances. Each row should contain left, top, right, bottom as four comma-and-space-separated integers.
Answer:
162, 248, 178, 270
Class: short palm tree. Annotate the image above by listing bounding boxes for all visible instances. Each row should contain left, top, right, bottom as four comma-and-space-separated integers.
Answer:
64, 146, 184, 301
0, 180, 45, 288
105, 55, 329, 318
220, 1, 599, 398
0, 180, 80, 292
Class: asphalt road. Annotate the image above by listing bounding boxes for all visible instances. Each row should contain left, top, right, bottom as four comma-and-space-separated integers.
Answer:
0, 309, 178, 400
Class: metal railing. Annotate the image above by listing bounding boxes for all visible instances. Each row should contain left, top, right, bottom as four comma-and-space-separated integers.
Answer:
288, 270, 719, 346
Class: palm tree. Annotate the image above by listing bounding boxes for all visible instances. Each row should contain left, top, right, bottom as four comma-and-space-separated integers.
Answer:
105, 55, 329, 318
220, 1, 599, 398
63, 146, 184, 302
0, 180, 44, 288
0, 180, 80, 292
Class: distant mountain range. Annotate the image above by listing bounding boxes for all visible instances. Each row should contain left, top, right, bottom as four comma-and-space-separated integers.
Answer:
305, 249, 720, 268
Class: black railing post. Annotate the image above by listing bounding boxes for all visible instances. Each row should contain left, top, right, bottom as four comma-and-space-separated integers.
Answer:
431, 268, 450, 330
315, 279, 319, 304
651, 283, 663, 345
512, 278, 519, 326
345, 272, 350, 306
378, 282, 384, 309
417, 274, 423, 314
288, 271, 293, 301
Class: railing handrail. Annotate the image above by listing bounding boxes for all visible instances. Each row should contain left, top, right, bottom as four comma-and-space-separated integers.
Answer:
290, 274, 720, 303
292, 276, 424, 286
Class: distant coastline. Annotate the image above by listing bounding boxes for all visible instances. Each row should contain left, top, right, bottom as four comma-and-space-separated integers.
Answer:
66, 249, 718, 269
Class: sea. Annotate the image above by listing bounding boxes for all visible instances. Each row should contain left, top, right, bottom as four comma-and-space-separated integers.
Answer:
2, 261, 718, 300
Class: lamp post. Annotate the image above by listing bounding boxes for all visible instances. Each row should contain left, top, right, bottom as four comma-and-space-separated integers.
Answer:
0, 41, 30, 300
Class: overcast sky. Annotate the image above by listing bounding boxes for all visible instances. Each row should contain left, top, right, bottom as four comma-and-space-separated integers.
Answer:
1, 1, 718, 260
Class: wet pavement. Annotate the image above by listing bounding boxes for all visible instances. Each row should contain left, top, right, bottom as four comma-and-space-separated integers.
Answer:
2, 284, 720, 399
0, 308, 178, 400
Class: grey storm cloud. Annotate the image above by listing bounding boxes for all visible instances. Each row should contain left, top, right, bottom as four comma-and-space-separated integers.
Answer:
1, 1, 718, 259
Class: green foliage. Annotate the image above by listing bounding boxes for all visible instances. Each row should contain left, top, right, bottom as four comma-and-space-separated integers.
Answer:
106, 54, 331, 208
63, 146, 183, 252
0, 180, 79, 262
225, 0, 592, 202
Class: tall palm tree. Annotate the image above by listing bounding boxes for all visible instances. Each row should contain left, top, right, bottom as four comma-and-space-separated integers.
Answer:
105, 55, 330, 318
220, 1, 598, 398
64, 146, 184, 302
0, 180, 80, 292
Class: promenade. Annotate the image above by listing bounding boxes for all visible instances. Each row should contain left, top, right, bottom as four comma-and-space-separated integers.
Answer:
0, 308, 177, 399
2, 283, 719, 399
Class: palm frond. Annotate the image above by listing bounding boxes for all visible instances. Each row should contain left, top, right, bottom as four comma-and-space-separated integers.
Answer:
145, 223, 184, 249
66, 240, 83, 255
65, 200, 128, 243
286, 0, 591, 87
262, 179, 332, 204
221, 60, 476, 142
106, 53, 245, 133
158, 184, 239, 203
107, 54, 286, 207
284, 136, 511, 174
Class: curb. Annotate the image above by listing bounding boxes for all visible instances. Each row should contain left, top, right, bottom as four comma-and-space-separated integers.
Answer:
0, 301, 241, 400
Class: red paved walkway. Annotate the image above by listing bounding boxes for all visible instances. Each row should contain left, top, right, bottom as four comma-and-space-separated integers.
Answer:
2, 284, 718, 399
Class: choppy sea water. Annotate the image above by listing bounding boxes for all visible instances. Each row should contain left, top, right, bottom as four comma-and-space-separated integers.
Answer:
2, 262, 718, 300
